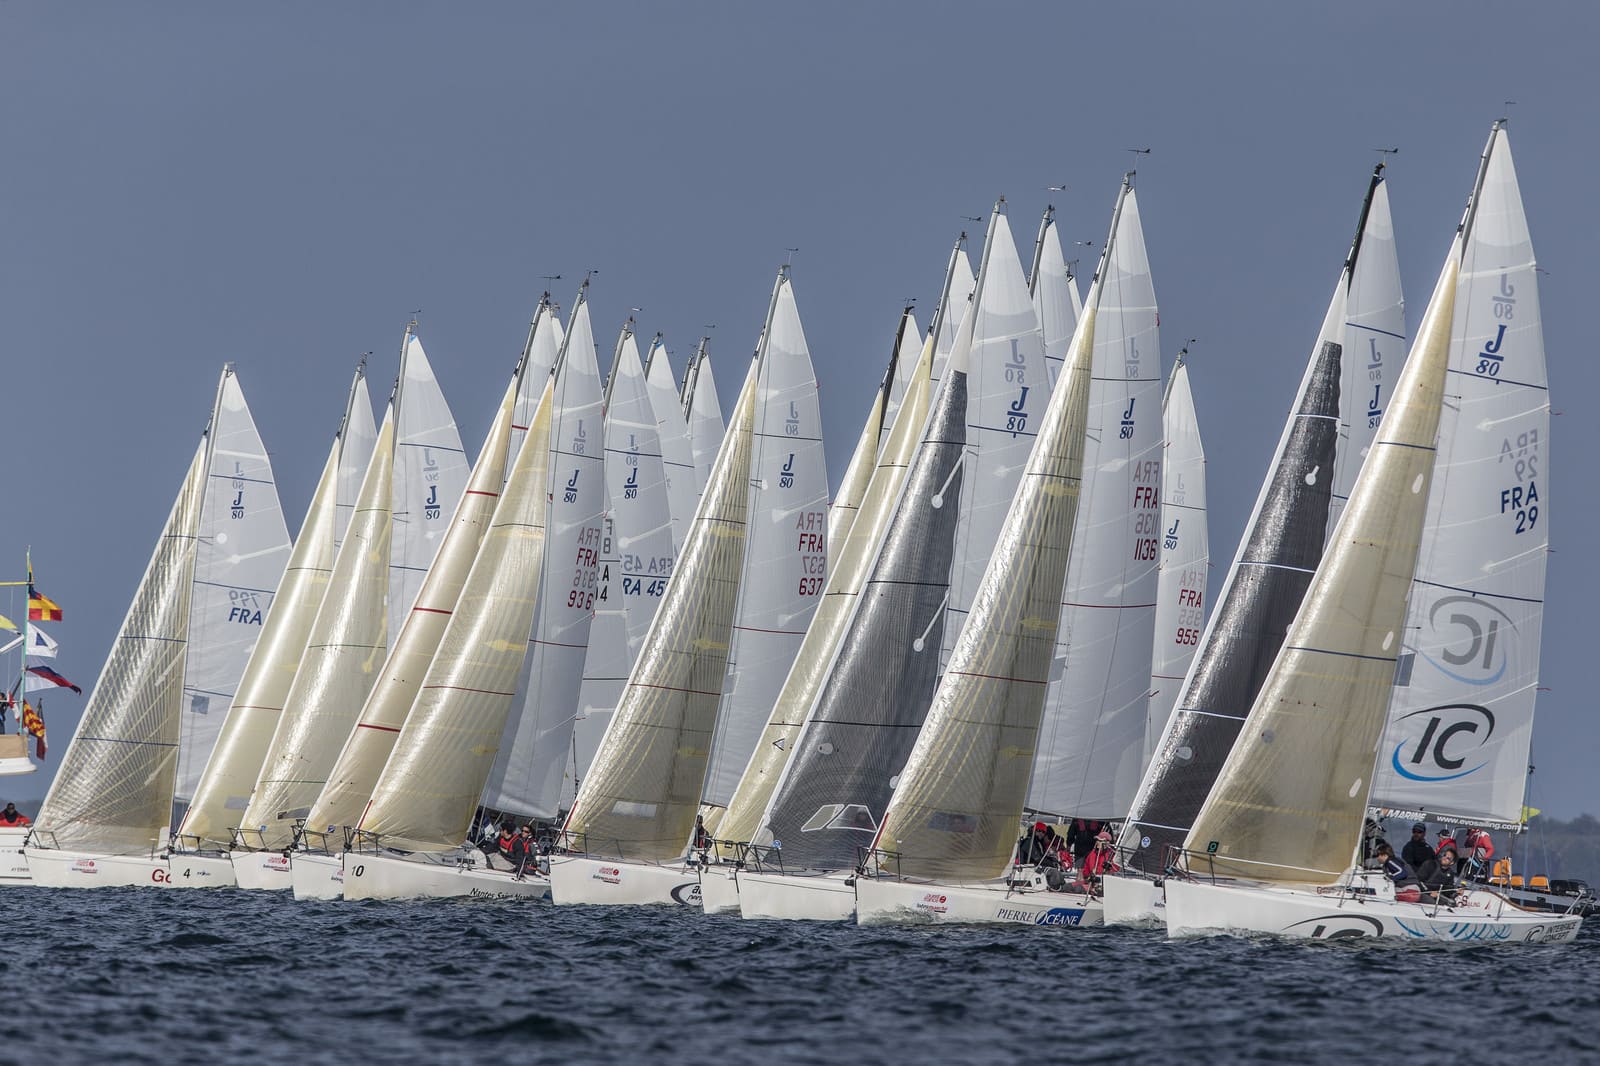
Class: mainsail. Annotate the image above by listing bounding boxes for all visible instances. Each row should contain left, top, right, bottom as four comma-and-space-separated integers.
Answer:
644, 335, 700, 552
335, 373, 378, 549
698, 272, 829, 811
1121, 167, 1400, 870
825, 315, 903, 568
304, 369, 522, 834
388, 330, 469, 642
482, 288, 606, 818
881, 307, 921, 440
684, 342, 724, 497
1143, 355, 1208, 762
570, 323, 678, 806
562, 357, 759, 860
931, 243, 976, 384
1028, 182, 1164, 818
179, 364, 370, 846
1029, 204, 1083, 390
1370, 128, 1546, 830
360, 379, 556, 851
174, 370, 292, 804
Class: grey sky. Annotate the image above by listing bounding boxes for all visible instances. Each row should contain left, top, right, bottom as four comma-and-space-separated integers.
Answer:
4, 3, 1596, 819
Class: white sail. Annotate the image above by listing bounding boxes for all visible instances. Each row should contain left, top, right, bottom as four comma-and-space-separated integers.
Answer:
175, 370, 292, 804
570, 326, 679, 805
686, 345, 724, 496
336, 372, 377, 548
826, 324, 899, 568
359, 380, 556, 851
179, 366, 369, 846
482, 291, 606, 817
1331, 178, 1408, 535
389, 332, 469, 642
33, 441, 208, 854
938, 202, 1050, 671
1144, 357, 1208, 762
305, 372, 522, 835
931, 246, 976, 384
242, 410, 396, 846
1371, 129, 1545, 829
713, 334, 935, 845
644, 336, 700, 552
1029, 185, 1164, 818
699, 273, 830, 810
563, 358, 760, 860
882, 307, 921, 438
509, 298, 565, 473
1030, 206, 1083, 390
870, 269, 1099, 881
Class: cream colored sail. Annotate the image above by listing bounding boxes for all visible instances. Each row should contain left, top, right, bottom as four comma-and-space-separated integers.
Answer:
241, 411, 396, 846
1184, 251, 1461, 883
872, 296, 1098, 881
32, 441, 208, 854
825, 333, 896, 570
562, 359, 759, 861
882, 307, 921, 440
178, 365, 369, 846
359, 381, 555, 851
304, 373, 521, 835
713, 333, 934, 844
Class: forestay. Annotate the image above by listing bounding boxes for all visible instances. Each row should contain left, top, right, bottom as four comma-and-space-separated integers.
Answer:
1371, 129, 1546, 829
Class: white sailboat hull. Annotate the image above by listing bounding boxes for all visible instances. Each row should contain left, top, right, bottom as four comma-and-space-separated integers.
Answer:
163, 852, 237, 889
1164, 877, 1583, 944
231, 850, 294, 891
548, 855, 701, 907
0, 828, 32, 884
291, 851, 345, 900
737, 870, 855, 922
344, 851, 549, 901
855, 876, 1103, 928
697, 864, 740, 915
25, 847, 169, 889
1101, 874, 1166, 926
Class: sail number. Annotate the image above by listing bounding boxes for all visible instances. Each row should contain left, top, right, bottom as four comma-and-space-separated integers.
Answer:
1498, 429, 1541, 535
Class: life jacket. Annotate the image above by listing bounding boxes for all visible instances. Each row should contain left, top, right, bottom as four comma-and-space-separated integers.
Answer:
1081, 847, 1118, 878
497, 832, 517, 857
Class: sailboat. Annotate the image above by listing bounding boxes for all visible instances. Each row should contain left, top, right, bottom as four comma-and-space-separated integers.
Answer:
682, 339, 724, 498
736, 200, 1049, 921
1106, 166, 1403, 924
550, 265, 826, 906
231, 326, 465, 887
26, 366, 291, 888
171, 363, 375, 887
1143, 353, 1208, 766
1163, 124, 1581, 943
852, 183, 1115, 926
700, 235, 966, 914
567, 320, 679, 812
340, 376, 557, 900
288, 349, 531, 899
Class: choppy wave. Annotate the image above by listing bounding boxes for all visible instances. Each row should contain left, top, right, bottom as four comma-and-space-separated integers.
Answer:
6, 887, 1594, 1063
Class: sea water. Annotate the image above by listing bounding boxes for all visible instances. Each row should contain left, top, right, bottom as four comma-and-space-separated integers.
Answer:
6, 886, 1595, 1063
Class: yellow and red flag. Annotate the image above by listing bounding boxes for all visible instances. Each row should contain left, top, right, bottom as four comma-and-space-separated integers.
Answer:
20, 701, 45, 760
27, 585, 62, 622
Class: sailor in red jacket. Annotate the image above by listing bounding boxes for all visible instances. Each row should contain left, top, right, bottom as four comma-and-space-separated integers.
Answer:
0, 803, 29, 827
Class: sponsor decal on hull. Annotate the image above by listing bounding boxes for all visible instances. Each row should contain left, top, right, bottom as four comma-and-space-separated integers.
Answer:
669, 882, 702, 907
915, 893, 949, 915
1282, 914, 1386, 940
72, 859, 98, 875
594, 866, 622, 885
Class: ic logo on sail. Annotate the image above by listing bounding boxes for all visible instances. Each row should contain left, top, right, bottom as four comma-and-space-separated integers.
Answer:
779, 453, 796, 489
1006, 387, 1031, 437
1119, 398, 1136, 440
1418, 595, 1514, 686
1389, 704, 1496, 782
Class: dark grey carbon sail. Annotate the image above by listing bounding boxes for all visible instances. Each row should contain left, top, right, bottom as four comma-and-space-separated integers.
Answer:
1120, 342, 1340, 872
757, 370, 969, 871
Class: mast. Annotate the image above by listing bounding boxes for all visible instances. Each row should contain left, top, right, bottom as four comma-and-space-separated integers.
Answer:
603, 318, 634, 410
927, 232, 968, 356
1028, 204, 1056, 298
